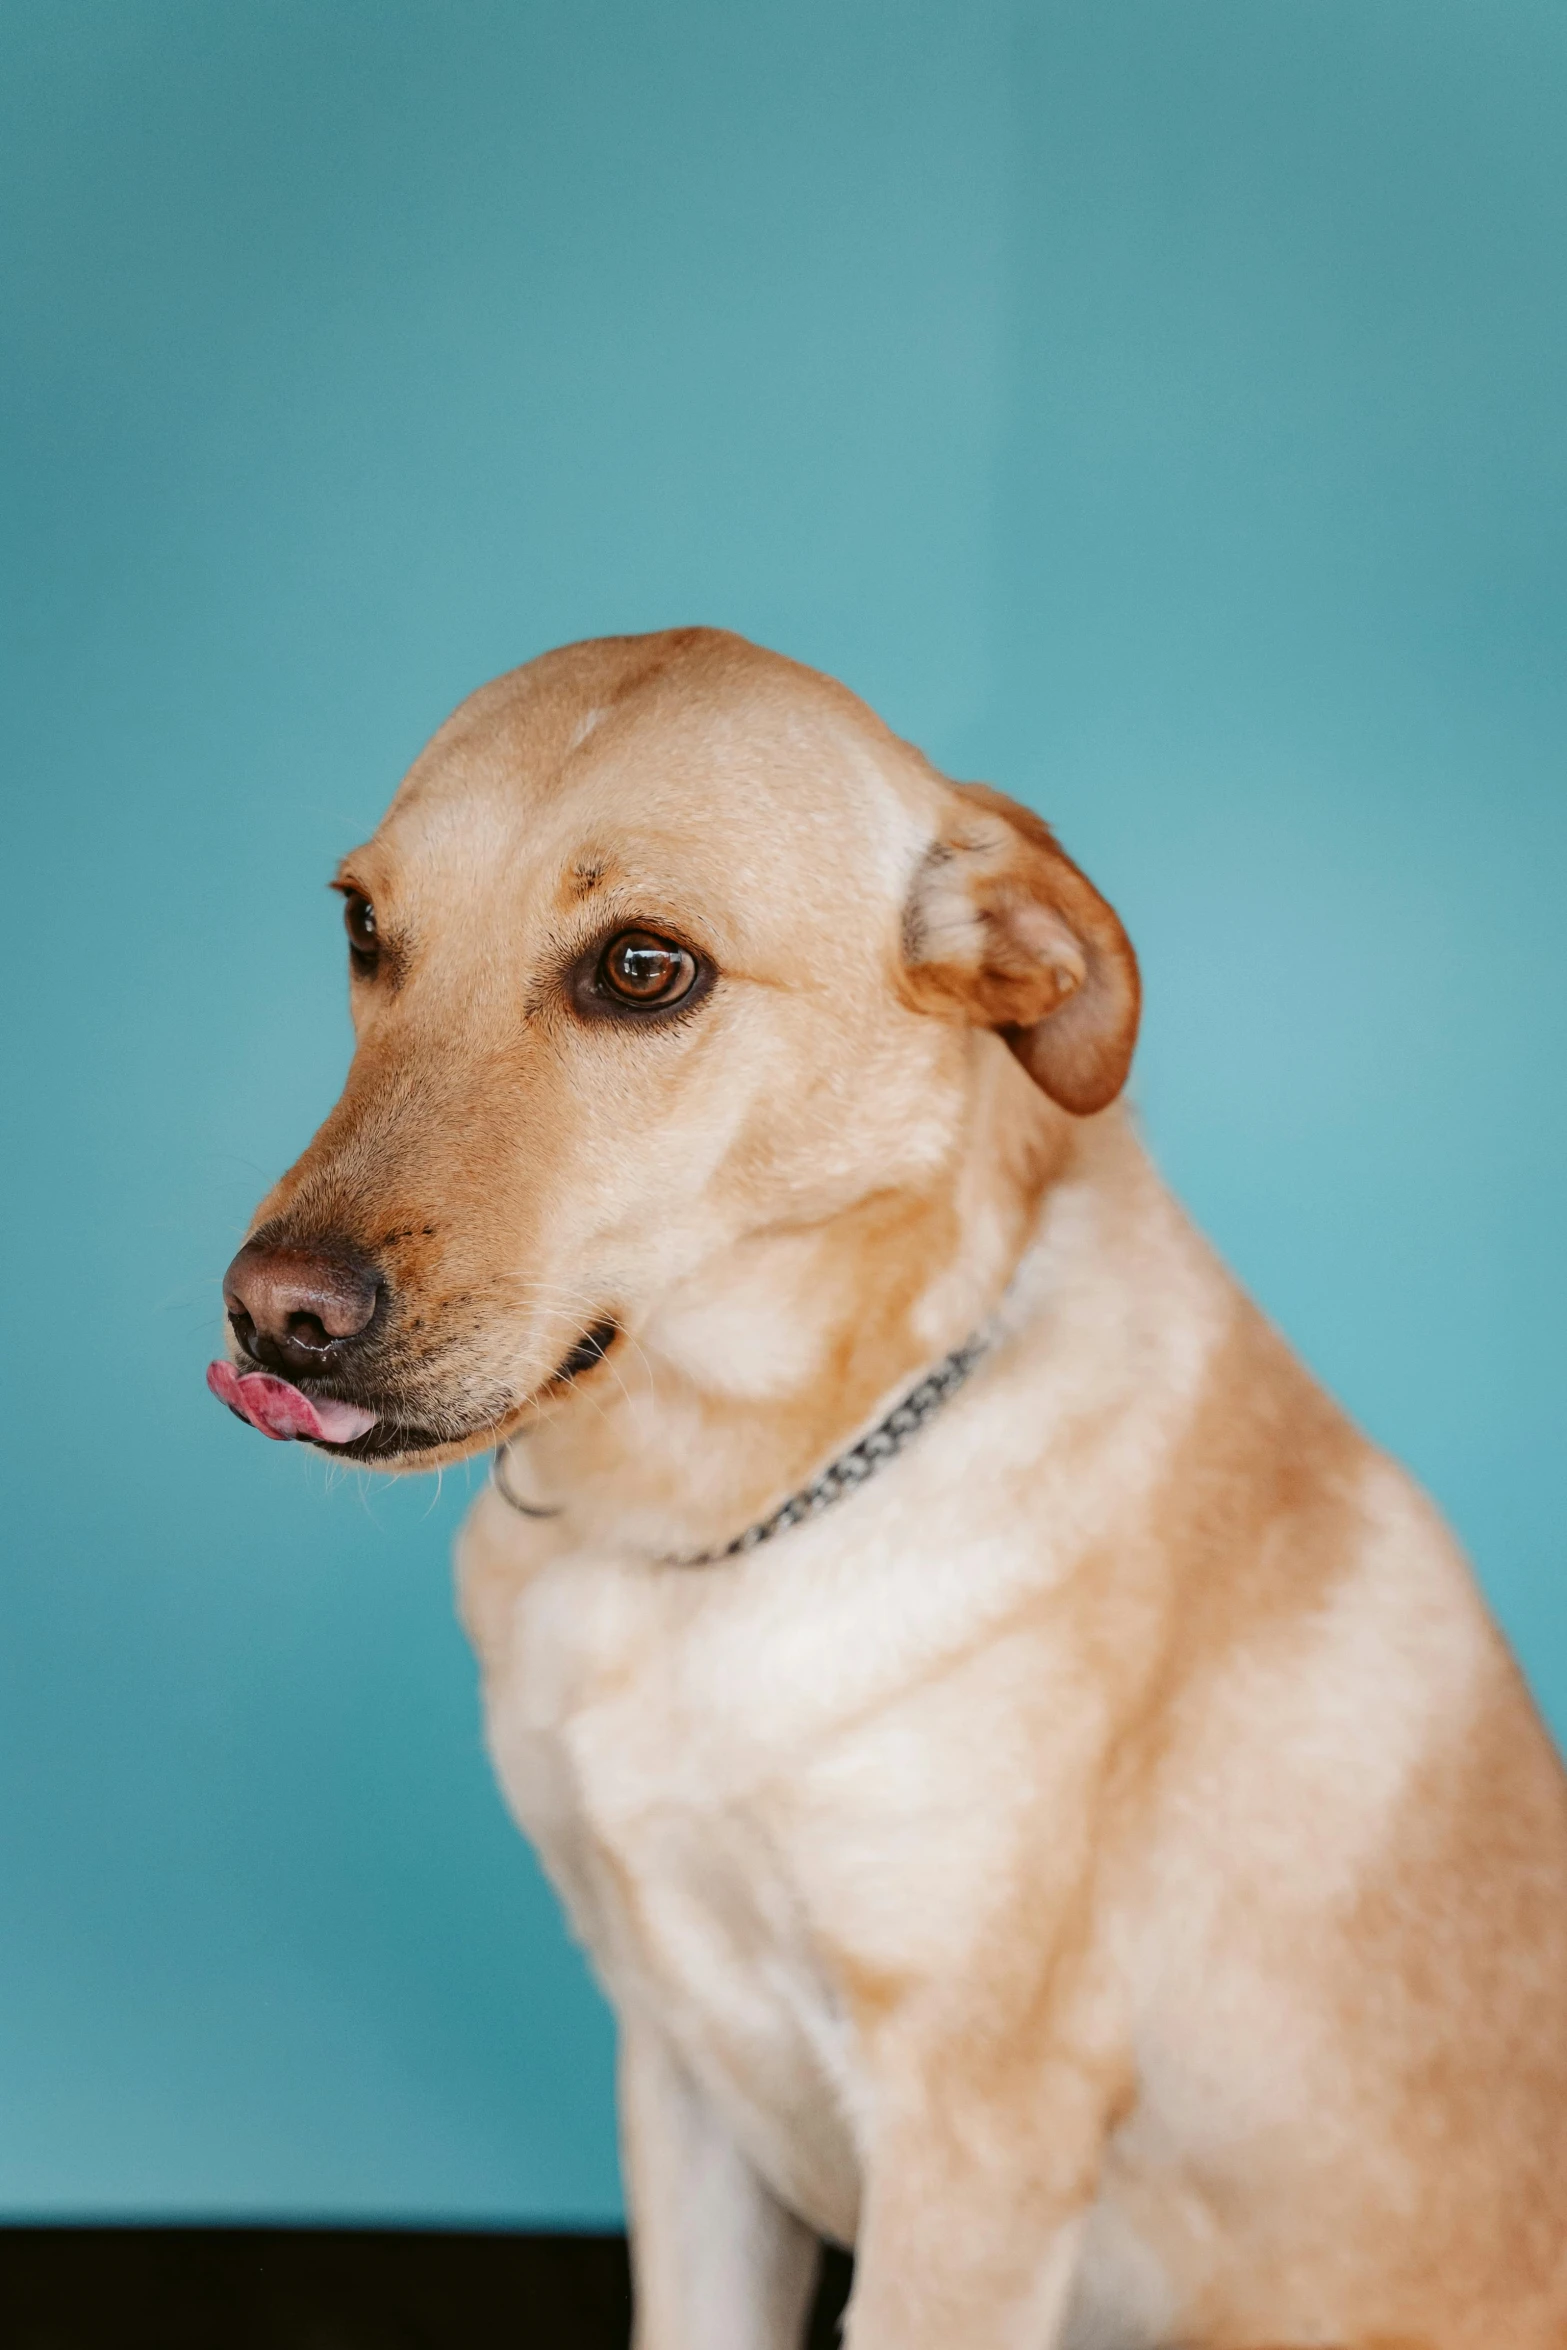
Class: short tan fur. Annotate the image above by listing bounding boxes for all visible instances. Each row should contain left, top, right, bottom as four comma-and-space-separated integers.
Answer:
235, 629, 1567, 2349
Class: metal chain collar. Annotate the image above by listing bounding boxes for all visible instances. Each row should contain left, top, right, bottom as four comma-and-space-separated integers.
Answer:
491, 1322, 993, 1564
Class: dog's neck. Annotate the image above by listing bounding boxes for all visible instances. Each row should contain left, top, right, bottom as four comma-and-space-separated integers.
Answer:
514, 1045, 1083, 1559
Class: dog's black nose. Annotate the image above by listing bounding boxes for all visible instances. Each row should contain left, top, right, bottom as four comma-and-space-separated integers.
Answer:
223, 1238, 382, 1377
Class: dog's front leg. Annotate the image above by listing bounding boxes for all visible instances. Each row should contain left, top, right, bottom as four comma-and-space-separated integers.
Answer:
841, 2039, 1112, 2350
619, 2014, 821, 2350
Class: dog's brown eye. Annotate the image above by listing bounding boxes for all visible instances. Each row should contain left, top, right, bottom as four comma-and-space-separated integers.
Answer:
568, 925, 711, 1025
600, 931, 696, 1007
342, 892, 378, 972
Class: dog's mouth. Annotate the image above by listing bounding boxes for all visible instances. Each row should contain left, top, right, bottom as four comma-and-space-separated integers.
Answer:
207, 1362, 382, 1446
206, 1319, 618, 1466
205, 1363, 479, 1460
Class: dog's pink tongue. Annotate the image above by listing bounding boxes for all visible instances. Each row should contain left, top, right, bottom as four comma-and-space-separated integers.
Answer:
207, 1361, 378, 1446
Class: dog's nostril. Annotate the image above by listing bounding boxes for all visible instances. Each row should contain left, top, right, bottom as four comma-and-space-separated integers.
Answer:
284, 1310, 333, 1354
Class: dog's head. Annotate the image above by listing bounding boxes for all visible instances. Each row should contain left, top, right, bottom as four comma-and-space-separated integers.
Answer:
211, 629, 1139, 1468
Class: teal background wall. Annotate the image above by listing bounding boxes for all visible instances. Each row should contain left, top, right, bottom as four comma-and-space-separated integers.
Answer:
2, 0, 1563, 2221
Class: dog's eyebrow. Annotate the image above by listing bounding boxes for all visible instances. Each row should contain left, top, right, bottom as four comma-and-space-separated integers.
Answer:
564, 858, 613, 901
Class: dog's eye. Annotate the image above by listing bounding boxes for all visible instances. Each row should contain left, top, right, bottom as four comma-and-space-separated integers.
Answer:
342, 891, 378, 974
568, 925, 711, 1025
599, 931, 697, 1007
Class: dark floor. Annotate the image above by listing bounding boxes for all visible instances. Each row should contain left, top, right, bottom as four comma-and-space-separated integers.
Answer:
0, 2228, 852, 2349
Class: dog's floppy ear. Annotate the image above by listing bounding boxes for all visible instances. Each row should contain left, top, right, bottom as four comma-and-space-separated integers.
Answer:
900, 782, 1140, 1115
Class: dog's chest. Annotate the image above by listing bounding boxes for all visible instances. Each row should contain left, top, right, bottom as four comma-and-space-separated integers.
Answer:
470, 1521, 1044, 2238
479, 1545, 891, 2232
463, 1505, 1200, 2342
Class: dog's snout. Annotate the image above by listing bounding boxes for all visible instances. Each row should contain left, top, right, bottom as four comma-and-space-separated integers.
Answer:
223, 1238, 382, 1377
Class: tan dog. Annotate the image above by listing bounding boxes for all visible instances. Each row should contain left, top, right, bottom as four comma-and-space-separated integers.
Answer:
215, 629, 1567, 2348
